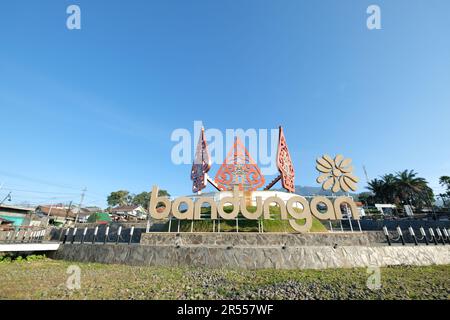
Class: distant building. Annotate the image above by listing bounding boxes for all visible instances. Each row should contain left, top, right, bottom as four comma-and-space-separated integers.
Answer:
374, 204, 397, 216
354, 201, 367, 217
110, 205, 147, 220
35, 205, 88, 225
0, 204, 34, 227
83, 206, 103, 214
0, 216, 14, 231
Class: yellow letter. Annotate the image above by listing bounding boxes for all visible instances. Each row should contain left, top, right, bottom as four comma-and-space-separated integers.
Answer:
194, 198, 217, 220
218, 187, 240, 219
172, 197, 194, 220
310, 196, 335, 220
286, 196, 312, 233
334, 197, 360, 220
149, 185, 171, 219
240, 196, 262, 220
263, 196, 287, 220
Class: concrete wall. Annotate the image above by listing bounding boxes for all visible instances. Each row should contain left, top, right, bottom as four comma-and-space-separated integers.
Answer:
140, 232, 387, 247
50, 243, 450, 270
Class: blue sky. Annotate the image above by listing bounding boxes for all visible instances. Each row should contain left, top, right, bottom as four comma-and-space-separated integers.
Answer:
0, 0, 449, 207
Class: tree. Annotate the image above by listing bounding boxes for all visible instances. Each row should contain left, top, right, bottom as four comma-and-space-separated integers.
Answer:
367, 170, 434, 209
356, 192, 375, 206
367, 178, 385, 202
394, 170, 433, 207
130, 190, 171, 210
439, 176, 450, 195
367, 174, 397, 204
107, 190, 132, 207
157, 189, 170, 197
380, 174, 397, 204
132, 192, 150, 209
439, 176, 450, 207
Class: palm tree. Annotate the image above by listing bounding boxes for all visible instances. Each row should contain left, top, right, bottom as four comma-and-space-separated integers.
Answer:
394, 170, 431, 207
367, 174, 397, 203
368, 170, 434, 210
439, 176, 450, 207
380, 174, 397, 204
367, 178, 385, 202
439, 176, 450, 195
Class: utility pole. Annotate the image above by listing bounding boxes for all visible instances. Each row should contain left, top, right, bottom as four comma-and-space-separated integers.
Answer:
65, 201, 73, 227
363, 165, 370, 185
46, 203, 54, 227
75, 188, 86, 225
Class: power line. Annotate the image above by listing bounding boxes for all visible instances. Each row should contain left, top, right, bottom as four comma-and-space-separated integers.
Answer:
0, 170, 83, 191
2, 188, 80, 195
0, 183, 107, 201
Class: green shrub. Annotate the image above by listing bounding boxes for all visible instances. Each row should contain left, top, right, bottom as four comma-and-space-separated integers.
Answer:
26, 254, 46, 262
0, 255, 12, 263
0, 254, 46, 263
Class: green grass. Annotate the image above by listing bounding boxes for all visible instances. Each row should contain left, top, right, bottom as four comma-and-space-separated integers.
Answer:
164, 205, 327, 233
0, 257, 448, 300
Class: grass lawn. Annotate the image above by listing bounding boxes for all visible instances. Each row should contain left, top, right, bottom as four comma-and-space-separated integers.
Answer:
164, 205, 328, 233
0, 256, 448, 300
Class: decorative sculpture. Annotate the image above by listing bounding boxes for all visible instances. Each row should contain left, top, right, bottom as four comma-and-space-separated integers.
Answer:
316, 154, 359, 193
214, 137, 265, 191
264, 126, 296, 193
191, 127, 212, 193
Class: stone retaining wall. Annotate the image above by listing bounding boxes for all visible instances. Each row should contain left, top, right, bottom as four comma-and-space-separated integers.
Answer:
140, 232, 387, 247
50, 243, 450, 270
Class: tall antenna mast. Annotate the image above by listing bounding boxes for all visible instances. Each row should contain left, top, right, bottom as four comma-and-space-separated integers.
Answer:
363, 165, 370, 185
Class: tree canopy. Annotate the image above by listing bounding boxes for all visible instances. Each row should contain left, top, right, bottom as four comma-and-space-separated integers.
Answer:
107, 190, 132, 207
439, 176, 450, 195
107, 189, 170, 210
439, 176, 450, 206
366, 170, 433, 208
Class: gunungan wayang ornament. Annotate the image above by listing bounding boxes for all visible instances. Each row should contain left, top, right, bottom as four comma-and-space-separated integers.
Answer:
264, 126, 296, 193
191, 127, 212, 193
214, 137, 265, 191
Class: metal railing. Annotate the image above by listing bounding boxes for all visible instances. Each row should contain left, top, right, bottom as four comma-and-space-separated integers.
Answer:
59, 225, 137, 245
382, 225, 450, 246
0, 229, 47, 244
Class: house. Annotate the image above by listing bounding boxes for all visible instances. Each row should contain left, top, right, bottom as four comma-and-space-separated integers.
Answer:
374, 204, 397, 216
83, 206, 103, 214
355, 201, 367, 217
0, 204, 34, 227
35, 205, 92, 223
110, 205, 147, 220
0, 217, 14, 231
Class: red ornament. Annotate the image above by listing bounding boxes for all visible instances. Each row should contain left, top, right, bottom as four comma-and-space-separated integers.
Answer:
191, 127, 211, 193
277, 126, 295, 193
214, 138, 265, 191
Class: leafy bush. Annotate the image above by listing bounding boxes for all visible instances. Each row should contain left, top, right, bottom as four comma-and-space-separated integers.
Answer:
0, 254, 46, 263
26, 254, 46, 262
0, 255, 12, 263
